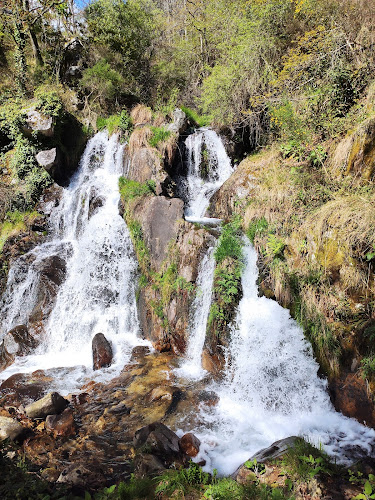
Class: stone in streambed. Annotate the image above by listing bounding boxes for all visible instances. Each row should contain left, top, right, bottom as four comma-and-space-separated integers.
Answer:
134, 453, 166, 478
46, 408, 75, 437
25, 392, 69, 419
0, 416, 24, 441
92, 333, 113, 370
179, 432, 201, 458
57, 463, 106, 488
134, 422, 186, 466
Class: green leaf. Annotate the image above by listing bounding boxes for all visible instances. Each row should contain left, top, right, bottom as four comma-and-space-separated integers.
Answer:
365, 481, 373, 496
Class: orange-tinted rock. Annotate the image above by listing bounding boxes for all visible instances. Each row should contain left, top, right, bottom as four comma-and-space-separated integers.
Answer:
329, 372, 375, 427
201, 349, 225, 379
92, 333, 113, 370
46, 408, 76, 437
179, 432, 200, 457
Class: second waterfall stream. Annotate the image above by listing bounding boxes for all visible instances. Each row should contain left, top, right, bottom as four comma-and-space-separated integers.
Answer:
175, 128, 375, 474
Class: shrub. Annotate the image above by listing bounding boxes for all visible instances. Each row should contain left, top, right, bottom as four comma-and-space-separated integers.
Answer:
181, 106, 211, 127
148, 126, 171, 148
118, 177, 155, 201
11, 137, 36, 179
35, 86, 63, 118
247, 217, 268, 244
214, 216, 243, 263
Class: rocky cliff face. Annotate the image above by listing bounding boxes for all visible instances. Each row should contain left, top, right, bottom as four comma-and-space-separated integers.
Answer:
120, 109, 215, 354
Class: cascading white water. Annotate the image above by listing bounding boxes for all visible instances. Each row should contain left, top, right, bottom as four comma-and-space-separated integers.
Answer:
176, 246, 215, 379
0, 132, 146, 391
176, 129, 232, 378
183, 128, 233, 222
187, 242, 375, 474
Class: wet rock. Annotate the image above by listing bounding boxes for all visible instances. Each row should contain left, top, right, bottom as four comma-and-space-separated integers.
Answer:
149, 386, 173, 402
30, 215, 48, 232
134, 453, 166, 478
92, 333, 113, 370
0, 372, 52, 407
3, 325, 37, 356
0, 325, 37, 372
35, 148, 60, 173
88, 189, 104, 218
25, 392, 69, 419
329, 372, 375, 427
36, 184, 63, 216
134, 422, 185, 466
0, 340, 14, 372
250, 436, 299, 462
179, 433, 200, 457
195, 390, 219, 407
24, 109, 54, 137
28, 255, 67, 334
46, 408, 76, 437
233, 436, 299, 482
57, 463, 106, 488
201, 349, 225, 379
0, 416, 24, 441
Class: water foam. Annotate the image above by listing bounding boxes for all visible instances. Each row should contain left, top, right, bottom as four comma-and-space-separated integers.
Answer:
181, 243, 375, 474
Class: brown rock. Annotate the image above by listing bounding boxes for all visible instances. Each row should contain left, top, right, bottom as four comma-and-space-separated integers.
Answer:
134, 422, 185, 466
57, 463, 106, 488
201, 349, 225, 379
134, 453, 166, 478
179, 432, 201, 457
329, 371, 375, 427
46, 408, 76, 437
25, 392, 69, 419
92, 333, 113, 370
0, 416, 24, 441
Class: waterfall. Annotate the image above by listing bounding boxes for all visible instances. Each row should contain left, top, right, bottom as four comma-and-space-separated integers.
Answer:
176, 129, 232, 378
189, 242, 375, 474
176, 246, 215, 379
0, 132, 146, 391
182, 128, 233, 221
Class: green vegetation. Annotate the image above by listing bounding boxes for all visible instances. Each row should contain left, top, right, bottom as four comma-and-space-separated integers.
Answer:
119, 177, 155, 201
280, 438, 335, 484
148, 126, 171, 148
208, 217, 244, 335
0, 210, 38, 252
181, 106, 211, 127
96, 110, 133, 136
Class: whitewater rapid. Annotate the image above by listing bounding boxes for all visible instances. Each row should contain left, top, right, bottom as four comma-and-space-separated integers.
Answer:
0, 132, 148, 392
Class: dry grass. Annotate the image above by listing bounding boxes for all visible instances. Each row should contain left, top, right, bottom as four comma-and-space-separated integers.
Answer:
302, 194, 375, 256
130, 104, 153, 127
128, 126, 152, 155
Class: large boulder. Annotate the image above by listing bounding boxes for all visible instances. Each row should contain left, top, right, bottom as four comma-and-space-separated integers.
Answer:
126, 147, 169, 195
92, 333, 113, 370
25, 392, 69, 419
132, 196, 184, 269
0, 416, 24, 441
35, 148, 61, 174
24, 109, 54, 137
